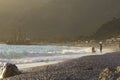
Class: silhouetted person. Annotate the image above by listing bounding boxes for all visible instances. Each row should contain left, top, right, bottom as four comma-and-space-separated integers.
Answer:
99, 42, 103, 53
92, 47, 96, 53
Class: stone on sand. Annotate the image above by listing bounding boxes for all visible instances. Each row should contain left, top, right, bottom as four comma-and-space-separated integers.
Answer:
0, 63, 21, 79
99, 66, 120, 80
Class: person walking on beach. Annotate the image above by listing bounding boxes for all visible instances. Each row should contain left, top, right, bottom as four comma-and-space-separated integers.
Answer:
99, 41, 103, 53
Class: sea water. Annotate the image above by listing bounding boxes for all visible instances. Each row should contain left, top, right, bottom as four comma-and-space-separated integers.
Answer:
0, 44, 112, 66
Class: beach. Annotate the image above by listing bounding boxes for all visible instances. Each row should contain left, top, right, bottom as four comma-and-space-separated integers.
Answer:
2, 51, 120, 80
0, 0, 120, 79
15, 48, 115, 70
0, 44, 119, 80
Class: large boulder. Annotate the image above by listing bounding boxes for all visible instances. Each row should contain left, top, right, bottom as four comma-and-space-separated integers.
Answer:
0, 63, 21, 79
99, 66, 120, 80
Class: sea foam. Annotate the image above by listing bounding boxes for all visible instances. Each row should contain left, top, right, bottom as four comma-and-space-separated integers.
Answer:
0, 44, 113, 66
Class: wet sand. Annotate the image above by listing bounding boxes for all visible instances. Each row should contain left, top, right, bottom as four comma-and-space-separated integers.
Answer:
3, 51, 120, 80
16, 61, 62, 70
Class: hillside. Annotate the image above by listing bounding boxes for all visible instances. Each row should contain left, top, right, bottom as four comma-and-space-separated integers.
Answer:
0, 0, 120, 41
93, 17, 120, 40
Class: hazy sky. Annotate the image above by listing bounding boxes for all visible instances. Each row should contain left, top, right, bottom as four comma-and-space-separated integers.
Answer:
0, 0, 120, 39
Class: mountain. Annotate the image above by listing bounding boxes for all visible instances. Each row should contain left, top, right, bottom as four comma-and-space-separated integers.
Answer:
0, 0, 120, 41
93, 17, 120, 40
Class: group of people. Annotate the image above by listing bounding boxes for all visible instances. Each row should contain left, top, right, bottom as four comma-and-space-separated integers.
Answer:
92, 42, 103, 53
92, 41, 120, 53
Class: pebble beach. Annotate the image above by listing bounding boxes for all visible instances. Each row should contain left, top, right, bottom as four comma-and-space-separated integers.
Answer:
3, 51, 120, 80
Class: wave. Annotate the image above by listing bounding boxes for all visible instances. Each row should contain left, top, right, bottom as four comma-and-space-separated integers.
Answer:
0, 44, 113, 65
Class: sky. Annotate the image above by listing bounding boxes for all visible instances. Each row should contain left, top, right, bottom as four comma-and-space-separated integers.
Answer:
0, 0, 120, 40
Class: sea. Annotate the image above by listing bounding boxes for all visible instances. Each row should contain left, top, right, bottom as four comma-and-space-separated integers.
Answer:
0, 44, 112, 66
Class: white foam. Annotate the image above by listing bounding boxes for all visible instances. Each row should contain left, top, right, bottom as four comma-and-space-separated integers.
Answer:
0, 44, 114, 67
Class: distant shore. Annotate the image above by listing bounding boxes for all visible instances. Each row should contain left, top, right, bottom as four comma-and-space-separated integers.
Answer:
3, 51, 120, 80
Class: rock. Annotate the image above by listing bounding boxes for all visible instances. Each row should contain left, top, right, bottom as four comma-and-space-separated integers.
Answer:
99, 68, 114, 80
98, 67, 120, 80
116, 66, 120, 73
0, 63, 21, 79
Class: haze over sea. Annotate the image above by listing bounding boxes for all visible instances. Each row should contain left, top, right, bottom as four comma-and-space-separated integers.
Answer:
0, 44, 113, 67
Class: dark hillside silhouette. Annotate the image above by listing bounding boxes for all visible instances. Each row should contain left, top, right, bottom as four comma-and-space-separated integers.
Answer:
93, 17, 120, 40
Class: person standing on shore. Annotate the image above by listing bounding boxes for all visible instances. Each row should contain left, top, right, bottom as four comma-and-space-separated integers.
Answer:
99, 41, 103, 53
92, 47, 96, 53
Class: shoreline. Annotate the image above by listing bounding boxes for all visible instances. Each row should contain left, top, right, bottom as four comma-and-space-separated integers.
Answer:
0, 45, 117, 71
16, 61, 62, 70
15, 53, 105, 70
15, 47, 117, 70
